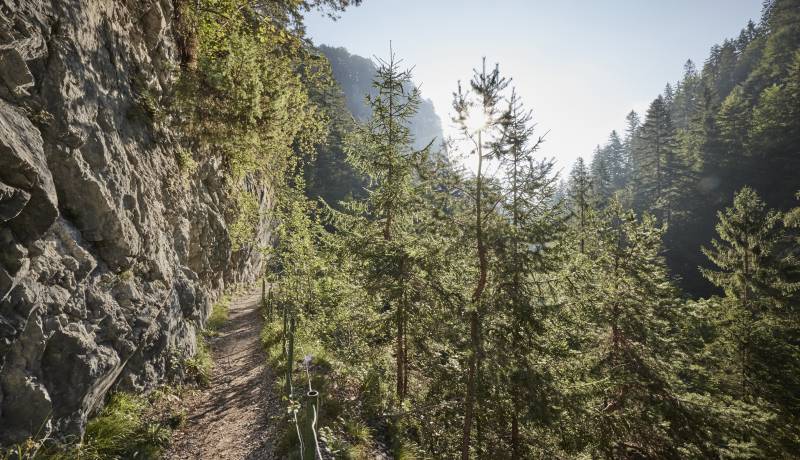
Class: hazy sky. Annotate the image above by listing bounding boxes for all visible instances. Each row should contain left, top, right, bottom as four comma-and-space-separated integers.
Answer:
305, 0, 763, 173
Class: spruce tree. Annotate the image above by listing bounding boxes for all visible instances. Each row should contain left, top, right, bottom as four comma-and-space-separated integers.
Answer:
673, 60, 701, 130
700, 187, 800, 455
605, 130, 627, 190
623, 110, 642, 203
590, 145, 613, 206
634, 95, 685, 227
717, 86, 752, 159
563, 201, 711, 458
340, 46, 432, 402
701, 187, 790, 399
751, 50, 800, 207
567, 157, 593, 253
489, 89, 562, 457
452, 58, 509, 460
590, 130, 628, 206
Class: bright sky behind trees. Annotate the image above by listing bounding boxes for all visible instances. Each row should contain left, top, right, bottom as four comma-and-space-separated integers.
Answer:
305, 0, 763, 172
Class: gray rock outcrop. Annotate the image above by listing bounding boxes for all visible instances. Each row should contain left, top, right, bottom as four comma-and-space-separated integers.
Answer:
0, 0, 271, 443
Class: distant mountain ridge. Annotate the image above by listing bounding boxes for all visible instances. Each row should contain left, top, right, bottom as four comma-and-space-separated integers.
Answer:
318, 45, 444, 151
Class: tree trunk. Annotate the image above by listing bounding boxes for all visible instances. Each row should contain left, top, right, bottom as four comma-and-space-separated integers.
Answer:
462, 310, 480, 460
462, 130, 487, 460
396, 299, 405, 400
511, 404, 520, 458
403, 315, 410, 398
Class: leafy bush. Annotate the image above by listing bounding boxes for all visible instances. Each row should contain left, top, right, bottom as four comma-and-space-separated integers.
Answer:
78, 393, 170, 459
228, 190, 260, 251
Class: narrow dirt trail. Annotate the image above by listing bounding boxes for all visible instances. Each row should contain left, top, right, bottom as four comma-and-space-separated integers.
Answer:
166, 288, 280, 460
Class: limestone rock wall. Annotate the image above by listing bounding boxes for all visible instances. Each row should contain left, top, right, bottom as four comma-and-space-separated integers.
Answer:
0, 0, 271, 443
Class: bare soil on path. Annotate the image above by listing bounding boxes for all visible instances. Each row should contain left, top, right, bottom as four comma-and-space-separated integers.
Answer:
165, 288, 280, 460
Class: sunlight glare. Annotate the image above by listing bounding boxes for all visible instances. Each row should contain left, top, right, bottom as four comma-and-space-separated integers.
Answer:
464, 107, 490, 134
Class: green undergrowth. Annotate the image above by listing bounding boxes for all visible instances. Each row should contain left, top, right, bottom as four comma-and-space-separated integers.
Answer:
184, 333, 213, 387
185, 293, 231, 386
260, 309, 419, 459
2, 390, 186, 460
206, 295, 231, 332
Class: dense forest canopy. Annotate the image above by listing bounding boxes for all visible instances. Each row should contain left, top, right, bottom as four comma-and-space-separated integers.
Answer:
271, 1, 800, 457
581, 0, 800, 296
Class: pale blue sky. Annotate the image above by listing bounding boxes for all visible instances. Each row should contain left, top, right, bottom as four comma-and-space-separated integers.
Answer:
305, 1, 763, 172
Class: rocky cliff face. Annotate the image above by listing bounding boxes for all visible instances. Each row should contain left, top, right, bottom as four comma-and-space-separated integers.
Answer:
0, 0, 271, 443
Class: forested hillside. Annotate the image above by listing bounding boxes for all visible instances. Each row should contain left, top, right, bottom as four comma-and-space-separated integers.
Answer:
2, 0, 798, 459
266, 1, 800, 457
581, 1, 800, 296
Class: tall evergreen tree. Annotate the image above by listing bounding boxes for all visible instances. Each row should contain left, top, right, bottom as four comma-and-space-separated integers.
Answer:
634, 95, 684, 227
488, 89, 562, 457
605, 130, 627, 189
700, 187, 800, 455
340, 47, 432, 402
673, 59, 701, 130
452, 58, 510, 460
589, 130, 628, 206
562, 202, 712, 458
751, 49, 800, 207
701, 188, 795, 399
622, 110, 641, 202
717, 85, 753, 158
663, 82, 675, 108
590, 145, 613, 206
567, 157, 593, 253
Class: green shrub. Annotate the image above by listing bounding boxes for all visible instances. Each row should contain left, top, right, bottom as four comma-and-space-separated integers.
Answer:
80, 393, 169, 459
1, 388, 189, 460
172, 0, 334, 251
117, 269, 133, 282
229, 190, 260, 250
344, 418, 372, 444
185, 333, 213, 386
184, 294, 231, 385
175, 148, 198, 178
34, 393, 172, 460
206, 295, 230, 331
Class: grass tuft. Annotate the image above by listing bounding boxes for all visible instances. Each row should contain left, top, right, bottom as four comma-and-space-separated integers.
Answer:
5, 392, 177, 460
344, 419, 372, 444
79, 393, 170, 459
206, 295, 230, 332
185, 333, 213, 386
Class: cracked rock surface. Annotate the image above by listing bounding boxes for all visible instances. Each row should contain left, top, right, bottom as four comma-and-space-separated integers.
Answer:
0, 0, 272, 443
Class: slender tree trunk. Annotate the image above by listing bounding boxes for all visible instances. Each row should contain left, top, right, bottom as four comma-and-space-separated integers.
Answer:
612, 227, 622, 354
655, 132, 663, 221
511, 403, 521, 458
403, 315, 409, 398
579, 192, 586, 254
510, 153, 523, 457
476, 320, 485, 458
462, 310, 480, 460
397, 298, 405, 400
742, 238, 750, 400
511, 307, 522, 456
463, 130, 487, 460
